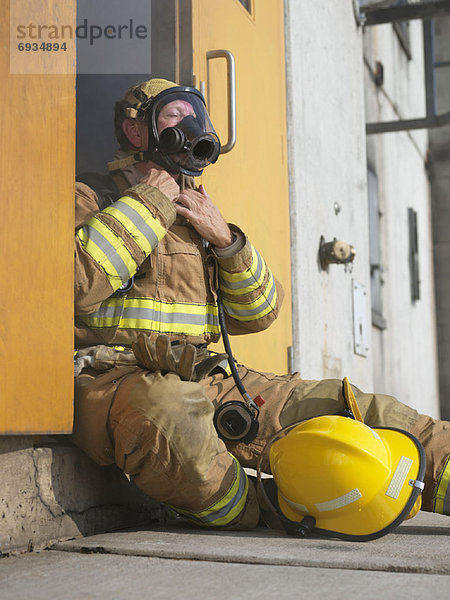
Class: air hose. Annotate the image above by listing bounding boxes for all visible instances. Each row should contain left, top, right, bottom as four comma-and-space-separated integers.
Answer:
213, 285, 264, 444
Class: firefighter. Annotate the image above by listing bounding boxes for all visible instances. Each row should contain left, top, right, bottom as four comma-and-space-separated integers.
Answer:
72, 78, 450, 536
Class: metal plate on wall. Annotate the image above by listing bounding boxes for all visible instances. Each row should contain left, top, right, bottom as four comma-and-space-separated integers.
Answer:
352, 280, 369, 357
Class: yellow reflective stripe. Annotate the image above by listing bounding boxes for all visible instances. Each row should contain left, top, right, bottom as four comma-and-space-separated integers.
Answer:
222, 274, 278, 322
119, 298, 220, 335
77, 216, 136, 285
77, 227, 121, 283
219, 246, 267, 296
79, 297, 124, 328
434, 453, 450, 515
219, 245, 260, 282
223, 275, 276, 311
80, 297, 220, 336
170, 456, 249, 527
103, 196, 166, 256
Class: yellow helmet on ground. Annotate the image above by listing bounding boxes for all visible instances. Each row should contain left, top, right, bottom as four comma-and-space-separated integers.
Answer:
258, 415, 425, 541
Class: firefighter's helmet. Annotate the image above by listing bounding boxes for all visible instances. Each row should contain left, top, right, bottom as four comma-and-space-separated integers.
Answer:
258, 414, 425, 541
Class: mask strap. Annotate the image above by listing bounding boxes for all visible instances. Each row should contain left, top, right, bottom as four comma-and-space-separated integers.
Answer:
107, 152, 148, 173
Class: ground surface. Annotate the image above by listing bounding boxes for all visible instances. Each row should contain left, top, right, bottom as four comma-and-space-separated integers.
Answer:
0, 512, 448, 599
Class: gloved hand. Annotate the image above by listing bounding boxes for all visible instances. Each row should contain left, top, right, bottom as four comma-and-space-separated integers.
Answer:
74, 345, 137, 377
132, 333, 228, 382
139, 168, 180, 202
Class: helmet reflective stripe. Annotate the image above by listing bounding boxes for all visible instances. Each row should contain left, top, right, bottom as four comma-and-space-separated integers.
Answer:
370, 428, 382, 441
280, 494, 308, 514
385, 456, 413, 499
315, 488, 362, 513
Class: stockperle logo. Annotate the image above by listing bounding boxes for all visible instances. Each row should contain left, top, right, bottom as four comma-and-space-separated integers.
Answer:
10, 0, 151, 75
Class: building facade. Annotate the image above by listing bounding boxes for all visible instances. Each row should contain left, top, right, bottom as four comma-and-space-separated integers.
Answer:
286, 0, 441, 418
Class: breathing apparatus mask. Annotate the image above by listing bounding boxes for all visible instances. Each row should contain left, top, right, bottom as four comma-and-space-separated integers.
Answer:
139, 86, 220, 177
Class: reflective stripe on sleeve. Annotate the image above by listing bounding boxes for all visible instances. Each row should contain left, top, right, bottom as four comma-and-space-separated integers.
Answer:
169, 456, 249, 527
103, 195, 166, 256
221, 273, 277, 322
79, 297, 125, 328
218, 244, 278, 322
76, 217, 137, 286
219, 246, 266, 295
434, 453, 450, 515
80, 297, 220, 337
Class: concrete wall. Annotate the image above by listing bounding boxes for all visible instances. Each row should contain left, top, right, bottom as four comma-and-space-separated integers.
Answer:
285, 1, 439, 416
363, 18, 439, 416
285, 0, 372, 390
429, 16, 450, 421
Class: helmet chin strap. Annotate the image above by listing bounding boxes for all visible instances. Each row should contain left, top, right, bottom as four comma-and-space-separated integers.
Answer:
107, 151, 150, 173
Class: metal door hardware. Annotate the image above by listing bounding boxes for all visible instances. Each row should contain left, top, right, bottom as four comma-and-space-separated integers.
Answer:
204, 49, 237, 153
319, 236, 356, 270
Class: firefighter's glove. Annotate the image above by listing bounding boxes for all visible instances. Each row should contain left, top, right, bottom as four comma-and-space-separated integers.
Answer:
132, 334, 227, 382
74, 345, 137, 376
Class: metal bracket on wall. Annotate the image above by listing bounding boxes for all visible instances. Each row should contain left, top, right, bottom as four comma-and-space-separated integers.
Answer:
319, 236, 356, 270
362, 1, 450, 134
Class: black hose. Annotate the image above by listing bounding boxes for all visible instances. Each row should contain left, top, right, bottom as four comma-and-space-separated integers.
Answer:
216, 285, 255, 407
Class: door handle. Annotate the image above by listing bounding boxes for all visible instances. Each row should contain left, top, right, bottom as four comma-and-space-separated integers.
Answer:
205, 49, 236, 153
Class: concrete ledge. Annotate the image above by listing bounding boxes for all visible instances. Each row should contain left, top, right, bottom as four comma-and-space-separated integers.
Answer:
54, 512, 450, 575
0, 436, 163, 555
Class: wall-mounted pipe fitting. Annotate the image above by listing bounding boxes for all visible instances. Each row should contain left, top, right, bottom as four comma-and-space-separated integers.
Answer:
319, 236, 356, 270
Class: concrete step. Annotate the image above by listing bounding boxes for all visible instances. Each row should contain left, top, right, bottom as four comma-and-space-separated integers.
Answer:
0, 436, 162, 554
1, 548, 449, 600
53, 511, 450, 575
0, 513, 449, 600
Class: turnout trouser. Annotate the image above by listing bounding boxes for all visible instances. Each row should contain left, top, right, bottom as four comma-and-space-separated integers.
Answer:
72, 364, 450, 529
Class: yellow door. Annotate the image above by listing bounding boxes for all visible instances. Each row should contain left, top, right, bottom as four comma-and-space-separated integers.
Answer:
192, 0, 292, 373
0, 0, 75, 433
